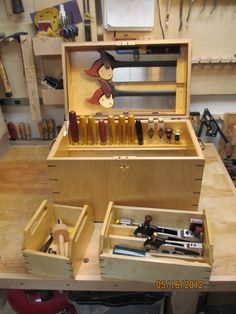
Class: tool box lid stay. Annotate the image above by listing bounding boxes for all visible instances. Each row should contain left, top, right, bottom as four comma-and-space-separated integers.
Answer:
61, 39, 191, 119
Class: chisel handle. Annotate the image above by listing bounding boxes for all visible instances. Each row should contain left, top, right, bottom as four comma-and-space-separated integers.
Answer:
12, 0, 24, 14
0, 56, 12, 97
88, 115, 97, 144
128, 115, 135, 144
118, 115, 126, 144
98, 120, 106, 144
108, 115, 116, 144
79, 116, 88, 144
69, 111, 79, 144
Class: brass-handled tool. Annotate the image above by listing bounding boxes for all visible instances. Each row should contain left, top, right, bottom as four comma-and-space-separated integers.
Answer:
79, 115, 88, 144
98, 119, 106, 144
128, 115, 135, 144
108, 115, 116, 144
69, 111, 79, 144
135, 120, 143, 145
157, 118, 165, 143
118, 114, 126, 144
174, 130, 181, 143
88, 115, 97, 144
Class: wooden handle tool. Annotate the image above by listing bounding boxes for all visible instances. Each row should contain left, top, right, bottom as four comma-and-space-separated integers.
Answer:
48, 118, 55, 140
14, 123, 21, 140
118, 114, 126, 144
79, 115, 88, 144
165, 127, 173, 144
25, 123, 31, 140
7, 122, 17, 140
157, 118, 165, 143
147, 118, 154, 142
19, 122, 26, 140
135, 119, 143, 145
52, 220, 69, 256
128, 115, 135, 144
42, 119, 49, 140
69, 111, 79, 144
88, 115, 97, 144
37, 122, 44, 140
108, 115, 116, 144
98, 119, 106, 144
0, 56, 12, 97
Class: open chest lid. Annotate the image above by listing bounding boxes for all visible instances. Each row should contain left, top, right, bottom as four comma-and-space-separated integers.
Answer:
62, 39, 191, 119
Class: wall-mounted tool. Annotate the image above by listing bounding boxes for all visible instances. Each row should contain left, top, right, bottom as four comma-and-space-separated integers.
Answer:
7, 122, 17, 140
85, 51, 177, 80
147, 118, 154, 142
0, 32, 28, 97
79, 115, 88, 144
197, 108, 232, 157
210, 0, 217, 14
157, 118, 165, 143
199, 0, 206, 14
12, 0, 24, 14
118, 114, 125, 144
186, 0, 194, 28
179, 0, 184, 31
128, 115, 135, 144
87, 80, 176, 108
165, 0, 172, 28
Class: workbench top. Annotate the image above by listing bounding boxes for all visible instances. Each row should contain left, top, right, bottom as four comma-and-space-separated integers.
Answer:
0, 144, 236, 291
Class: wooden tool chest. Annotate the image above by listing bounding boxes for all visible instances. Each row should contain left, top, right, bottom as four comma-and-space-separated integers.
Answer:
22, 200, 94, 278
47, 39, 205, 222
99, 202, 213, 286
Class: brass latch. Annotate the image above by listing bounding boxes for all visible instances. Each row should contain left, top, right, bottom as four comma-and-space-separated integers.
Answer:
119, 164, 130, 171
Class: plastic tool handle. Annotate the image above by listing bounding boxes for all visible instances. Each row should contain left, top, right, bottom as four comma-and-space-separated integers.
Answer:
12, 0, 24, 14
0, 57, 12, 97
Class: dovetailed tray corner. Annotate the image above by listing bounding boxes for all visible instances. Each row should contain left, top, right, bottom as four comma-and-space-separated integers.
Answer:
22, 200, 94, 278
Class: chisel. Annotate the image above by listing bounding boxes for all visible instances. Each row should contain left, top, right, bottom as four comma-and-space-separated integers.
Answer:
128, 115, 135, 144
135, 120, 143, 145
88, 115, 97, 144
118, 114, 126, 144
108, 115, 116, 144
79, 115, 88, 144
98, 119, 106, 144
147, 118, 155, 142
69, 111, 79, 144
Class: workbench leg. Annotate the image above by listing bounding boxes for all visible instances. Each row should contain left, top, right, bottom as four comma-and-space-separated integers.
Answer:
169, 292, 199, 314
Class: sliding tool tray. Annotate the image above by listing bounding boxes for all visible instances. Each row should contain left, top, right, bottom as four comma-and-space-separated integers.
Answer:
99, 202, 213, 286
47, 39, 205, 221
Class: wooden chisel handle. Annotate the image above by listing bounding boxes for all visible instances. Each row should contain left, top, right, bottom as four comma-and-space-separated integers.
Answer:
0, 56, 12, 97
108, 115, 116, 144
69, 111, 79, 144
118, 115, 126, 144
135, 120, 143, 145
79, 116, 88, 144
128, 115, 135, 144
98, 120, 106, 144
88, 115, 97, 144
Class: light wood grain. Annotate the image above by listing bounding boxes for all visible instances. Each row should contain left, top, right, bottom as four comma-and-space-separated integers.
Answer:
1, 144, 236, 291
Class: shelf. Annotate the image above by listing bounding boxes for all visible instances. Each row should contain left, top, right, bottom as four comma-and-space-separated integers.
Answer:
32, 37, 64, 56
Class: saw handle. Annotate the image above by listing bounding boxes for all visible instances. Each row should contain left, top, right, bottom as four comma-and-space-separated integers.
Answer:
12, 0, 24, 14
